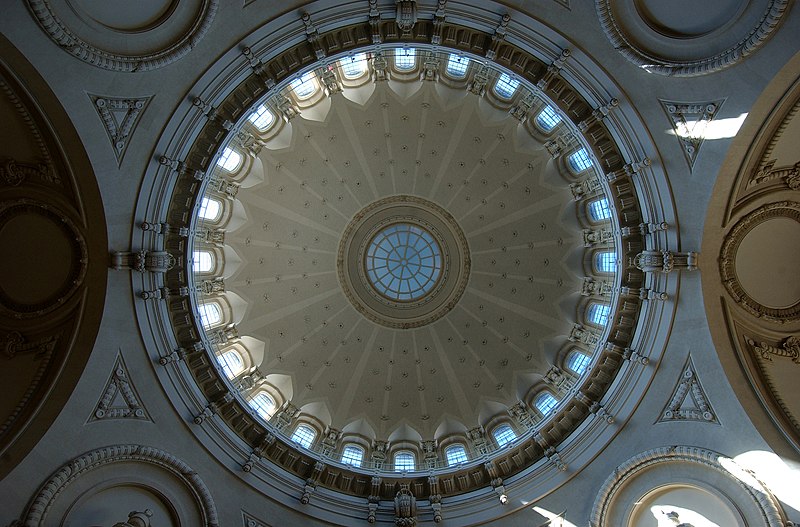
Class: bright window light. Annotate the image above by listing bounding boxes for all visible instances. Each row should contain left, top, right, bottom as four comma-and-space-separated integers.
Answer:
493, 425, 517, 447
341, 444, 365, 467
446, 54, 469, 78
394, 451, 415, 471
536, 105, 562, 131
217, 147, 242, 172
594, 251, 616, 273
192, 250, 214, 273
291, 424, 317, 449
445, 445, 468, 466
198, 197, 221, 221
567, 351, 591, 375
340, 53, 368, 79
218, 350, 243, 379
248, 104, 275, 131
568, 148, 593, 172
198, 302, 222, 327
535, 392, 558, 416
395, 48, 416, 70
588, 198, 612, 222
249, 392, 275, 420
494, 73, 520, 98
587, 303, 611, 326
290, 72, 318, 98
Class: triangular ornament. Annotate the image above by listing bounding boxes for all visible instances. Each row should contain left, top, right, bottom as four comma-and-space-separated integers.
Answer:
88, 93, 152, 167
242, 511, 271, 527
659, 98, 725, 172
657, 355, 718, 424
88, 352, 152, 422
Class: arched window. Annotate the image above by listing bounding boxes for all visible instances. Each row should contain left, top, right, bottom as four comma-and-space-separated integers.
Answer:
198, 302, 222, 327
341, 444, 365, 467
198, 197, 222, 222
340, 52, 368, 79
535, 392, 558, 416
291, 424, 317, 448
445, 54, 469, 78
395, 48, 416, 70
218, 350, 243, 379
494, 73, 520, 99
290, 71, 318, 99
594, 251, 616, 274
535, 105, 562, 132
445, 444, 468, 466
393, 450, 415, 471
248, 104, 275, 131
568, 148, 593, 173
249, 392, 275, 420
567, 350, 591, 375
217, 147, 242, 172
192, 250, 214, 273
587, 302, 611, 327
493, 424, 517, 447
588, 198, 612, 222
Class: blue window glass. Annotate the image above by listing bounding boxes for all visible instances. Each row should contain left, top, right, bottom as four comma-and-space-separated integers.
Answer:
587, 303, 611, 326
218, 350, 243, 379
365, 223, 442, 301
198, 197, 221, 222
588, 198, 612, 222
290, 72, 317, 98
198, 302, 221, 327
394, 451, 415, 471
494, 73, 520, 98
594, 251, 616, 274
536, 105, 562, 131
535, 393, 558, 416
248, 104, 275, 131
192, 250, 214, 273
342, 444, 365, 467
340, 53, 368, 79
446, 54, 469, 78
568, 148, 593, 172
249, 392, 275, 419
217, 147, 242, 172
445, 445, 468, 466
395, 48, 416, 70
567, 351, 591, 375
493, 425, 517, 447
291, 425, 316, 449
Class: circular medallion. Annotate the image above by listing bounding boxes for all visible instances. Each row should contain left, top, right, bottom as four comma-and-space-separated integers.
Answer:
719, 201, 800, 322
338, 196, 470, 329
0, 200, 88, 318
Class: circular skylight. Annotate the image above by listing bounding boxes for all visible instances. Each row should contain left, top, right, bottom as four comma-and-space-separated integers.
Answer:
365, 223, 442, 301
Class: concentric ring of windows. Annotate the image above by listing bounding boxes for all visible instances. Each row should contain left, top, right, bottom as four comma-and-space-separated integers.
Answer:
365, 223, 442, 302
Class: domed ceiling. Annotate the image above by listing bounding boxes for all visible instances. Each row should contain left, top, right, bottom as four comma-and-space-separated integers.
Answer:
219, 78, 578, 439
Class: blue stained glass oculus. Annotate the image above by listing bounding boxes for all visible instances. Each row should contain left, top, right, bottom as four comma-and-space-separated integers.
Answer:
365, 223, 442, 301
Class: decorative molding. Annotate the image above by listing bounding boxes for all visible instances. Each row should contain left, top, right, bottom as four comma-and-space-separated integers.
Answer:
590, 446, 786, 527
659, 99, 725, 171
749, 159, 800, 190
16, 445, 219, 526
25, 0, 219, 72
719, 201, 800, 322
1, 331, 58, 360
596, 0, 790, 76
747, 335, 800, 364
0, 158, 60, 187
242, 511, 271, 527
88, 352, 152, 422
88, 94, 152, 166
657, 356, 718, 423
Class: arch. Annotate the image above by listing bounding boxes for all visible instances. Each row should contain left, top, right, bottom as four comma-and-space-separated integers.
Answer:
393, 450, 416, 472
567, 147, 593, 174
394, 47, 416, 70
534, 392, 558, 417
341, 444, 365, 467
216, 146, 242, 172
586, 302, 611, 327
493, 73, 520, 99
535, 104, 562, 132
248, 391, 276, 420
492, 424, 517, 447
566, 349, 591, 376
587, 197, 612, 223
247, 104, 275, 132
217, 349, 244, 379
445, 53, 470, 79
291, 424, 317, 449
444, 444, 468, 466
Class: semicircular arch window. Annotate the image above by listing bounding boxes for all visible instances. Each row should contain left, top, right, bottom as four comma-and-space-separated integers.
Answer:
567, 350, 591, 375
445, 444, 468, 466
492, 424, 517, 447
536, 105, 562, 132
249, 392, 275, 419
365, 223, 442, 301
535, 392, 558, 416
291, 424, 317, 449
394, 450, 416, 472
341, 444, 365, 467
218, 350, 244, 379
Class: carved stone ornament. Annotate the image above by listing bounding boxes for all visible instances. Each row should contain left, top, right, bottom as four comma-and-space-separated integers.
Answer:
1, 331, 58, 360
657, 356, 718, 423
660, 99, 725, 171
746, 335, 800, 364
89, 94, 152, 166
14, 445, 219, 526
113, 509, 153, 527
89, 353, 152, 422
111, 250, 176, 273
26, 0, 219, 72
719, 201, 800, 322
394, 486, 417, 527
634, 250, 698, 273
